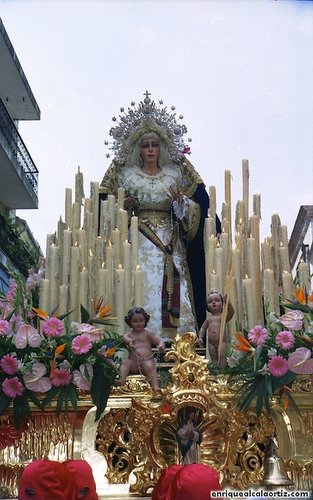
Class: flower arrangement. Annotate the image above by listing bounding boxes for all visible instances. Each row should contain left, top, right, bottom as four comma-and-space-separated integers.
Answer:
227, 287, 313, 415
0, 272, 124, 428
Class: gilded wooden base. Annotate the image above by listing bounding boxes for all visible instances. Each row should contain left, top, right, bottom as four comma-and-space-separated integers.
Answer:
1, 333, 312, 498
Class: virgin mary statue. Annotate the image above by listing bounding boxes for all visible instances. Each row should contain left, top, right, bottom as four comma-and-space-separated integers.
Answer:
100, 91, 219, 339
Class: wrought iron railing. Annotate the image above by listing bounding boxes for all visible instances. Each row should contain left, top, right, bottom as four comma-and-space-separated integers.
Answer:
0, 98, 39, 194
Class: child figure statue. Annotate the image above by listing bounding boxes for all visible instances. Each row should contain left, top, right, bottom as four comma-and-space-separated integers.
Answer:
198, 291, 234, 369
117, 307, 165, 391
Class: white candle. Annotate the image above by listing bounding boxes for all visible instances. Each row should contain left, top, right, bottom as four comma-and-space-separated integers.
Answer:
107, 194, 116, 232
120, 209, 128, 243
75, 166, 84, 204
261, 239, 273, 271
233, 247, 244, 327
210, 270, 219, 292
72, 202, 81, 230
106, 243, 113, 308
208, 186, 216, 218
117, 187, 125, 210
205, 235, 216, 294
282, 271, 294, 301
65, 188, 72, 228
61, 229, 72, 286
205, 216, 216, 239
49, 244, 60, 312
243, 276, 255, 329
253, 193, 261, 219
130, 216, 139, 269
279, 243, 290, 272
215, 244, 224, 292
263, 268, 279, 315
115, 266, 125, 335
96, 266, 107, 303
40, 279, 50, 313
69, 246, 80, 321
91, 181, 99, 238
280, 224, 289, 250
79, 267, 89, 311
123, 241, 132, 311
242, 159, 249, 221
77, 229, 87, 268
224, 170, 231, 206
298, 260, 310, 290
134, 265, 143, 307
99, 199, 108, 240
113, 228, 121, 267
59, 284, 68, 315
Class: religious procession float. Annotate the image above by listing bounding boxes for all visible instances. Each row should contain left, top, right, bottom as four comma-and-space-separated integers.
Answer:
0, 92, 312, 498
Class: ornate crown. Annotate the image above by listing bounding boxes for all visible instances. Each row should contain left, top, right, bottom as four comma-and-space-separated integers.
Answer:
104, 91, 192, 162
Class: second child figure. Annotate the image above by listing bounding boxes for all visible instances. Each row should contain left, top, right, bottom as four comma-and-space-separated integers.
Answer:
198, 292, 234, 369
117, 307, 165, 392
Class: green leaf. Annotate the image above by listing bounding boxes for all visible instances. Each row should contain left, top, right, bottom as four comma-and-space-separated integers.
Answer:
238, 376, 264, 411
42, 386, 60, 407
56, 388, 65, 414
0, 395, 12, 414
57, 309, 75, 321
90, 365, 112, 421
68, 384, 78, 413
80, 305, 90, 324
27, 391, 44, 410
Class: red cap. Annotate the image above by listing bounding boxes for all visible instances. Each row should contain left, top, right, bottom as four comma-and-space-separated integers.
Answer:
18, 459, 77, 500
63, 460, 98, 500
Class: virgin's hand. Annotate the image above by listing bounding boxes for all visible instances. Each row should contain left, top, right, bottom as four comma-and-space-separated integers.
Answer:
169, 185, 183, 202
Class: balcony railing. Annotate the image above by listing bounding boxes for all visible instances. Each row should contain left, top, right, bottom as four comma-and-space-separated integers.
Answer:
0, 97, 38, 194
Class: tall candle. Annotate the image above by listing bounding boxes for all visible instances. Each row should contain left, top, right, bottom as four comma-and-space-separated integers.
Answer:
75, 166, 84, 204
69, 246, 80, 321
279, 243, 290, 272
61, 229, 72, 286
79, 267, 89, 311
282, 271, 294, 301
72, 202, 81, 230
108, 194, 116, 232
59, 284, 68, 315
233, 247, 244, 327
106, 243, 113, 307
117, 187, 125, 210
77, 228, 88, 268
91, 181, 99, 238
215, 244, 224, 292
242, 159, 249, 221
130, 216, 139, 269
243, 276, 255, 329
65, 188, 72, 228
99, 199, 108, 240
263, 268, 279, 315
205, 235, 216, 294
224, 170, 231, 206
115, 266, 125, 335
123, 241, 132, 311
49, 244, 60, 312
134, 265, 143, 307
208, 186, 216, 218
205, 216, 216, 239
253, 193, 261, 219
113, 228, 121, 267
40, 278, 50, 313
120, 209, 128, 243
298, 260, 310, 290
97, 266, 107, 303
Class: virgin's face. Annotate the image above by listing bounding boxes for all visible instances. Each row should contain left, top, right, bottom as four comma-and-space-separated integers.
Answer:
140, 136, 160, 164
